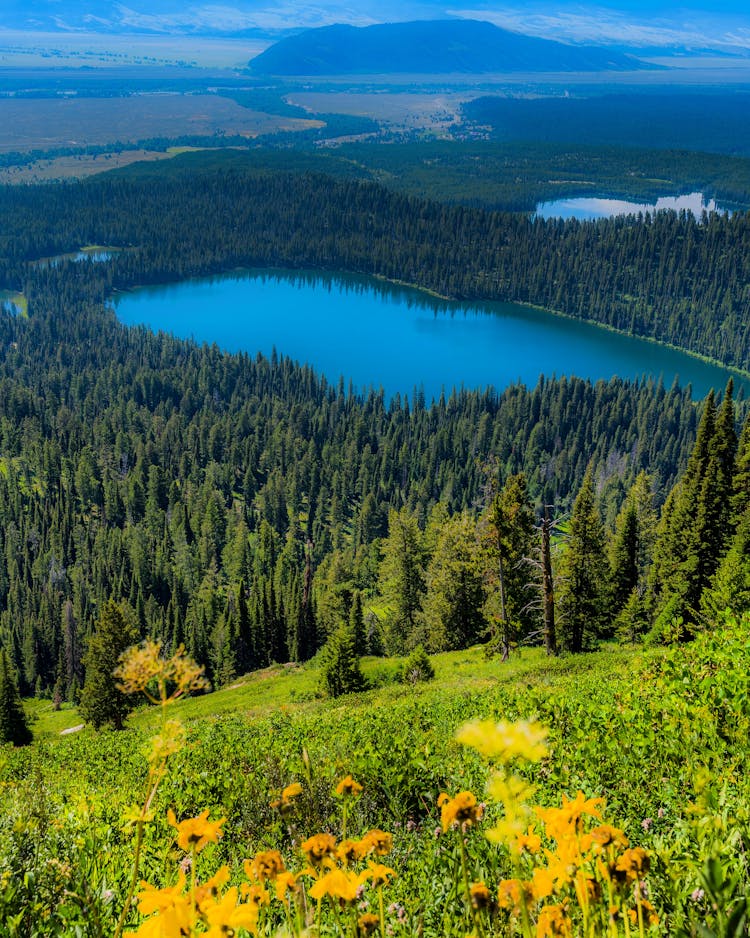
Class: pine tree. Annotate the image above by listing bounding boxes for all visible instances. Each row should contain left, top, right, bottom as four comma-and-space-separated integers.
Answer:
609, 472, 656, 622
0, 649, 32, 746
732, 412, 750, 520
482, 473, 537, 658
319, 623, 367, 698
422, 512, 486, 652
558, 470, 610, 652
610, 500, 640, 615
702, 506, 750, 619
649, 384, 736, 630
349, 590, 367, 657
379, 507, 427, 654
79, 600, 138, 730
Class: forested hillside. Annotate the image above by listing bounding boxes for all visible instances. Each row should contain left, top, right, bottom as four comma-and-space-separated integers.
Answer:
0, 164, 749, 702
0, 273, 705, 694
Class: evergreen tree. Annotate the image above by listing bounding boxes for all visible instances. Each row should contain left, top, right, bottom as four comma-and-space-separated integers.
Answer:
701, 506, 750, 619
79, 600, 138, 730
649, 384, 736, 630
558, 470, 610, 652
400, 644, 435, 684
481, 473, 537, 658
349, 590, 367, 657
732, 412, 750, 520
610, 500, 640, 616
422, 512, 486, 652
609, 472, 656, 622
319, 623, 367, 698
379, 508, 427, 654
0, 649, 32, 746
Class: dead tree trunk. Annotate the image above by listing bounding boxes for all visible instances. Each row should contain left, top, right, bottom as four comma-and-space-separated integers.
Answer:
542, 506, 557, 656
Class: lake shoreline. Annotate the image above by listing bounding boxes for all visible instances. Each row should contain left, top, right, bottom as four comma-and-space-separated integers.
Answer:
113, 265, 750, 394
112, 265, 749, 402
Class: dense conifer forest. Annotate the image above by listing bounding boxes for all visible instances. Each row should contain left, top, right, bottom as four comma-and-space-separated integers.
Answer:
2, 165, 749, 370
0, 162, 748, 702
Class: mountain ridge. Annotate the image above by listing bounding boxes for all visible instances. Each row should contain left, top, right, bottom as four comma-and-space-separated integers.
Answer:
248, 19, 649, 76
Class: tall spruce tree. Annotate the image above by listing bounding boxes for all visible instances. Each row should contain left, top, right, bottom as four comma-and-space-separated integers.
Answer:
649, 383, 736, 631
422, 512, 486, 652
0, 649, 32, 746
79, 600, 138, 730
609, 472, 657, 632
482, 473, 537, 658
319, 622, 367, 698
558, 470, 609, 652
732, 411, 750, 520
379, 507, 427, 654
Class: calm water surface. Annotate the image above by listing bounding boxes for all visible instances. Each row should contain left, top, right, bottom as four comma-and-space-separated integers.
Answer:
536, 192, 727, 221
113, 268, 746, 402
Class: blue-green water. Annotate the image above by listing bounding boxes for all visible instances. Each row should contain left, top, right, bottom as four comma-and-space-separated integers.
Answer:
113, 268, 746, 402
536, 192, 727, 221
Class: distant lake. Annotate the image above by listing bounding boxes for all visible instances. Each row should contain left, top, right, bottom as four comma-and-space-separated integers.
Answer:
30, 246, 119, 269
112, 268, 746, 402
536, 192, 727, 221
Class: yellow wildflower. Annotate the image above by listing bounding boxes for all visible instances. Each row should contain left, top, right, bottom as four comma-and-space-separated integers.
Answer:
273, 870, 299, 904
167, 808, 225, 854
336, 775, 363, 797
136, 874, 187, 916
282, 782, 303, 801
116, 639, 163, 695
615, 847, 650, 882
133, 875, 191, 938
515, 826, 542, 855
271, 782, 303, 815
470, 881, 493, 911
582, 824, 629, 854
147, 719, 186, 768
203, 886, 260, 937
357, 912, 380, 936
195, 865, 231, 911
360, 861, 395, 888
301, 833, 337, 864
131, 905, 191, 938
629, 897, 659, 927
337, 838, 366, 865
309, 868, 361, 903
245, 850, 286, 882
239, 883, 271, 908
360, 829, 393, 856
497, 878, 533, 915
116, 640, 209, 700
536, 903, 573, 937
531, 867, 556, 901
439, 791, 484, 832
535, 791, 604, 839
456, 719, 548, 762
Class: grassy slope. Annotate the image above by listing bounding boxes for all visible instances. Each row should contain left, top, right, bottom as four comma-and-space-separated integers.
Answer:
9, 626, 750, 934
28, 643, 643, 740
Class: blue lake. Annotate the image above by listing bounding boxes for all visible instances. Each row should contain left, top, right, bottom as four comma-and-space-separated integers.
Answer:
113, 268, 746, 402
536, 192, 727, 221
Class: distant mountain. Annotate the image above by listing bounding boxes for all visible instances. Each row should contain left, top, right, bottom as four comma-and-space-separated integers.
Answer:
248, 20, 649, 76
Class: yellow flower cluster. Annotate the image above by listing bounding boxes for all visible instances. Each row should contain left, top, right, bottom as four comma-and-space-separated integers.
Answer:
131, 776, 396, 937
166, 809, 225, 854
438, 790, 484, 832
269, 780, 303, 816
453, 717, 658, 937
455, 718, 549, 763
115, 639, 209, 703
132, 861, 268, 938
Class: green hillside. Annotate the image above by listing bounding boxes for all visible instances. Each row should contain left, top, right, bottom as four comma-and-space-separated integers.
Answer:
3, 622, 749, 935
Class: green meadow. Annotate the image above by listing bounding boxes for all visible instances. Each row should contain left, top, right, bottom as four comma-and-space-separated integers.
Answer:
3, 620, 748, 936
